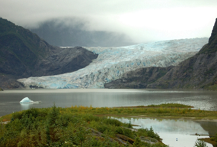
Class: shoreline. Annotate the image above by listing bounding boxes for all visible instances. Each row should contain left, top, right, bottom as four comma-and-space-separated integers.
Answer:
1, 88, 217, 93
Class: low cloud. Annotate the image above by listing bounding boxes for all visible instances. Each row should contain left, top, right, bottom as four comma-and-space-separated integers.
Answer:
0, 0, 217, 43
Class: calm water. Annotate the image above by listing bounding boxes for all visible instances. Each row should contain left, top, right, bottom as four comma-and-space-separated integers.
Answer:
0, 89, 217, 116
0, 89, 217, 147
115, 117, 214, 147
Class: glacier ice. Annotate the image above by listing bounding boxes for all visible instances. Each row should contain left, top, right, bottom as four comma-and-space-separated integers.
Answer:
18, 38, 208, 89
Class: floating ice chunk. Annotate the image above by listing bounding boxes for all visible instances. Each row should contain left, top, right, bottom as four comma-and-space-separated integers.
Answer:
20, 97, 34, 104
20, 97, 40, 104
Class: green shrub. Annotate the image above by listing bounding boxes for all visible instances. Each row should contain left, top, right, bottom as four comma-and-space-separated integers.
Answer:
103, 118, 122, 126
96, 124, 109, 133
122, 128, 134, 138
115, 127, 123, 134
133, 136, 142, 147
83, 114, 100, 122
147, 127, 160, 140
194, 139, 208, 147
0, 105, 168, 147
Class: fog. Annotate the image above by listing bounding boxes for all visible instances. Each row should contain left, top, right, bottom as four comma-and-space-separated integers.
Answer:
0, 0, 217, 43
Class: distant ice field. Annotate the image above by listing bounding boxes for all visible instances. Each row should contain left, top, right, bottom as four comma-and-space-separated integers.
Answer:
18, 38, 208, 89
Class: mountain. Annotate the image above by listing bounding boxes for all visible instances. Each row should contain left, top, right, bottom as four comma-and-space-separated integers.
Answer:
0, 18, 98, 89
30, 19, 134, 47
104, 67, 173, 88
18, 38, 208, 89
105, 18, 217, 90
147, 18, 217, 90
0, 17, 55, 77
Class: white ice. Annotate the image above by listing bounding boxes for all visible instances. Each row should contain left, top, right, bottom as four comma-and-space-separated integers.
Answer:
20, 97, 34, 104
20, 97, 40, 104
18, 38, 208, 89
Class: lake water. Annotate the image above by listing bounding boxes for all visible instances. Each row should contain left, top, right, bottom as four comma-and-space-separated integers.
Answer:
115, 117, 214, 147
1, 89, 217, 116
0, 89, 217, 147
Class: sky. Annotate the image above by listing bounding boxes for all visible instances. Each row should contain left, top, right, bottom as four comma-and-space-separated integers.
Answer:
0, 0, 217, 43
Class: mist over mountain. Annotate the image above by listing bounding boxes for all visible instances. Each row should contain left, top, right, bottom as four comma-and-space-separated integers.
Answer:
0, 18, 97, 89
105, 18, 217, 90
30, 19, 134, 47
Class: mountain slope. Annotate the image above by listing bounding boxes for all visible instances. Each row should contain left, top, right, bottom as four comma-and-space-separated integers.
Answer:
147, 18, 217, 90
0, 18, 98, 89
105, 18, 217, 90
104, 66, 173, 88
0, 17, 56, 76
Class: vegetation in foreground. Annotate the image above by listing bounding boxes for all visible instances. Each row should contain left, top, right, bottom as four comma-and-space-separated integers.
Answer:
0, 105, 167, 147
118, 103, 193, 109
194, 139, 208, 147
0, 87, 3, 91
1, 103, 217, 146
200, 134, 217, 147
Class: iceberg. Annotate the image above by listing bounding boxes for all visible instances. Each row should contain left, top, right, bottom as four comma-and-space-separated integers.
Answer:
18, 38, 208, 89
20, 97, 34, 104
20, 97, 40, 104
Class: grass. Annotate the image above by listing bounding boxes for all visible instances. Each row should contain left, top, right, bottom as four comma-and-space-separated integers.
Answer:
200, 137, 217, 147
1, 103, 217, 122
145, 103, 193, 108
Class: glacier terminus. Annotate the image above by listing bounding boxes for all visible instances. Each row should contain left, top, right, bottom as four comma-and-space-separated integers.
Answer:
18, 38, 208, 89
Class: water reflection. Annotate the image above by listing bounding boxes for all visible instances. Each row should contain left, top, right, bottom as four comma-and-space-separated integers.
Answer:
115, 117, 214, 147
20, 103, 34, 110
20, 103, 40, 110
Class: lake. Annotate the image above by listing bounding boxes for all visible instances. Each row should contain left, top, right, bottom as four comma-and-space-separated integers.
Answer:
0, 89, 217, 147
1, 89, 217, 116
115, 117, 215, 147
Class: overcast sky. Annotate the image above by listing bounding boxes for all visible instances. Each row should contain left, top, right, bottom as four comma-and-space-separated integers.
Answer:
0, 0, 217, 43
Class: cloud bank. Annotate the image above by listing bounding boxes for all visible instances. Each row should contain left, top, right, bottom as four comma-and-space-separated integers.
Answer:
0, 0, 217, 43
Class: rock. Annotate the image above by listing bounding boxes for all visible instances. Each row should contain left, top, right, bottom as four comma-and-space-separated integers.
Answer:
115, 134, 134, 144
140, 136, 158, 144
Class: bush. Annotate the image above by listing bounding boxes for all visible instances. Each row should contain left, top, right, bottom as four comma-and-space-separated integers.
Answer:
96, 124, 109, 133
133, 136, 141, 147
194, 140, 208, 147
147, 127, 160, 140
103, 118, 122, 126
122, 128, 134, 138
83, 114, 100, 122
115, 127, 123, 134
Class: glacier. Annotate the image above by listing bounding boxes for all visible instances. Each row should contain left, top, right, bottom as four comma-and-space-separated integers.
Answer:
18, 38, 208, 89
